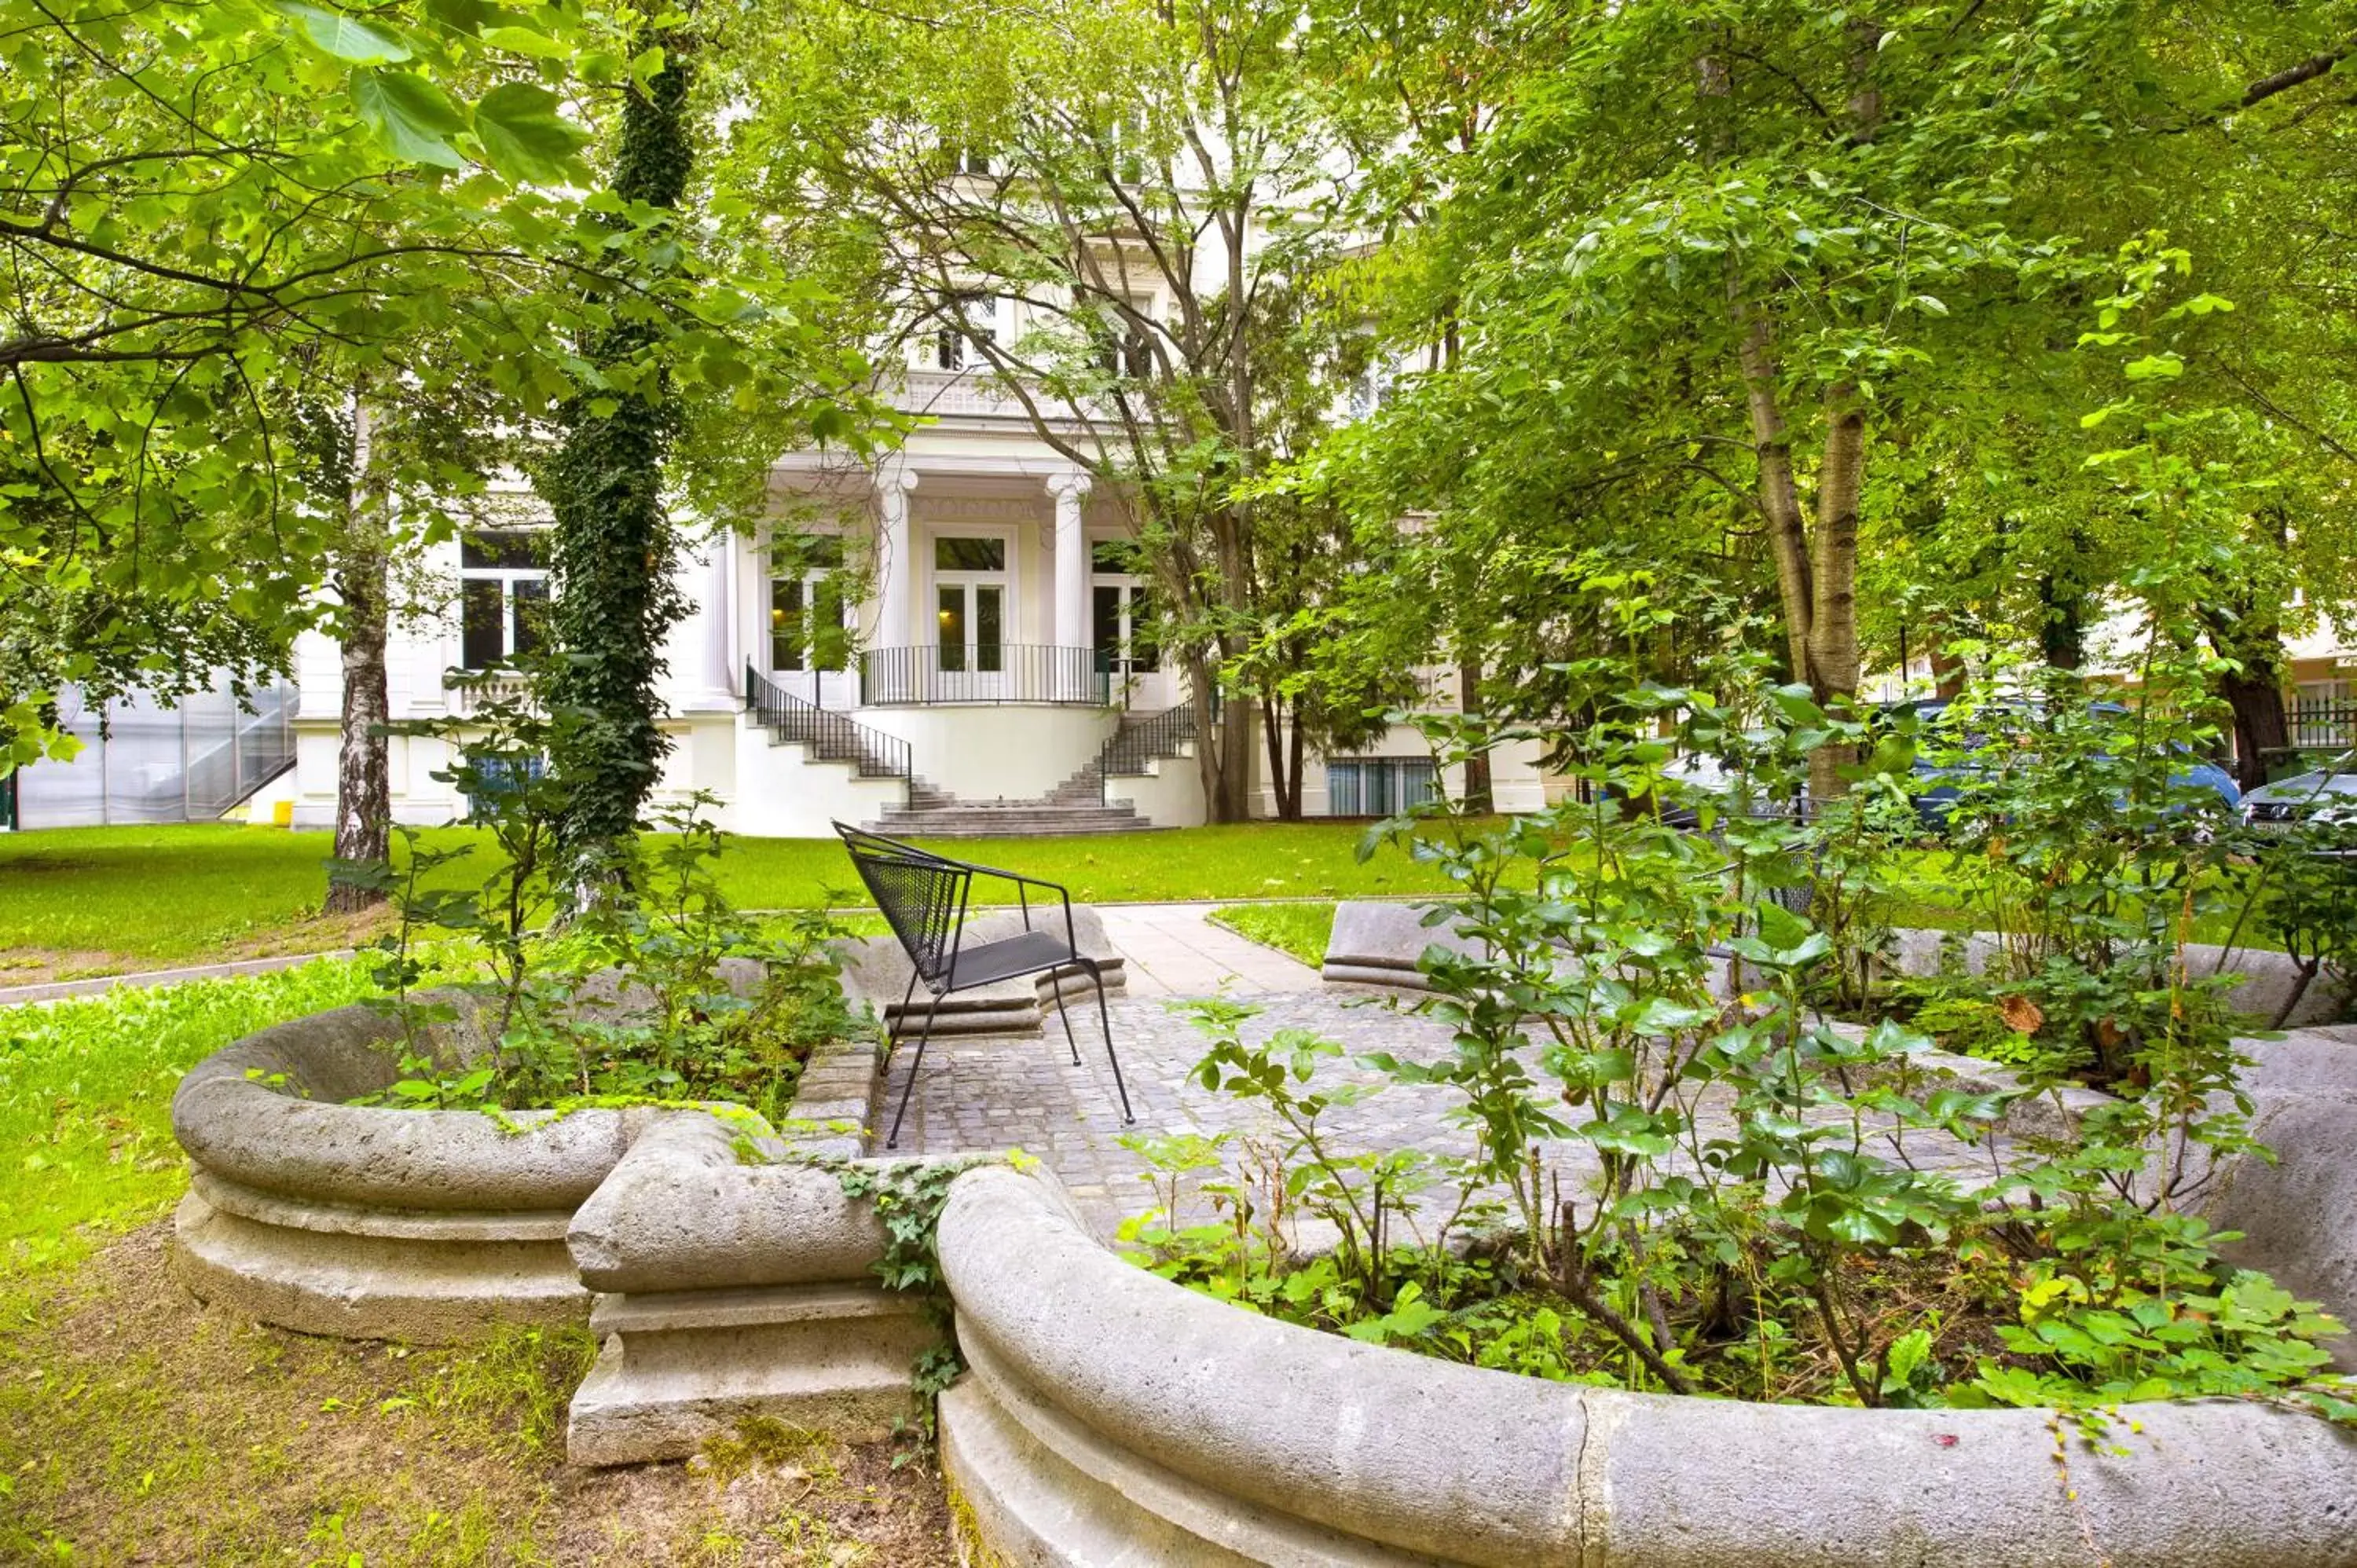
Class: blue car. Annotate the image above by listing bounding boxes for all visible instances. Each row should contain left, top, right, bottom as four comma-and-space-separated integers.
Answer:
1892, 699, 2240, 827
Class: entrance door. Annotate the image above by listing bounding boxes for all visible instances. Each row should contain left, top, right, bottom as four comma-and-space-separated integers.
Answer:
769, 537, 858, 707
1092, 544, 1174, 709
932, 534, 1009, 700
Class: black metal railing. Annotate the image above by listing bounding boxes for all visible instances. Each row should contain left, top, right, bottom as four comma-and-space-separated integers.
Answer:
746, 663, 911, 781
2289, 697, 2357, 751
1095, 700, 1200, 804
860, 644, 1109, 706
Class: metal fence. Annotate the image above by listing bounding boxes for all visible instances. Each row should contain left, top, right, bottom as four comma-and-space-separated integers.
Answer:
2289, 697, 2357, 752
2, 677, 297, 830
859, 643, 1109, 707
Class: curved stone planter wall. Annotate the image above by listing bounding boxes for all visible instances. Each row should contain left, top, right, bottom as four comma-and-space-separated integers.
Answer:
170, 996, 642, 1343
936, 1165, 2357, 1568
563, 1116, 928, 1465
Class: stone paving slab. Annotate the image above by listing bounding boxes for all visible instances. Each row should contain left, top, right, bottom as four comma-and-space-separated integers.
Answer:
1094, 905, 1318, 998
868, 989, 2017, 1242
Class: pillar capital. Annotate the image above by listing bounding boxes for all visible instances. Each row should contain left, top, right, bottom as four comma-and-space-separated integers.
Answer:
1043, 468, 1093, 503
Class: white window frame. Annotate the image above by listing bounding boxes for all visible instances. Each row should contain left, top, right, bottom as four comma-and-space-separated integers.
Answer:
456, 529, 550, 671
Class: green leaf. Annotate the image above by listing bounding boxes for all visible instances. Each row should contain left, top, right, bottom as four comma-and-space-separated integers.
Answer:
473, 82, 587, 184
271, 1, 412, 64
350, 71, 467, 169
481, 24, 573, 60
2122, 354, 2183, 381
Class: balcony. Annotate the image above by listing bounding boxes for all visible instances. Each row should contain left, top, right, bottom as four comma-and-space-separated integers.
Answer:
860, 645, 1109, 706
891, 368, 1102, 424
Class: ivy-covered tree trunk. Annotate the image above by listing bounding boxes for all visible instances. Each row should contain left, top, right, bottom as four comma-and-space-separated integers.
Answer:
545, 35, 695, 881
324, 401, 390, 915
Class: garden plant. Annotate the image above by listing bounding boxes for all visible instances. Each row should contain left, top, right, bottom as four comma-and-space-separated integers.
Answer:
1124, 645, 2357, 1426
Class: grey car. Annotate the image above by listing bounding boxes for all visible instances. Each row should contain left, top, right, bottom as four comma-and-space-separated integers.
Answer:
2242, 764, 2357, 844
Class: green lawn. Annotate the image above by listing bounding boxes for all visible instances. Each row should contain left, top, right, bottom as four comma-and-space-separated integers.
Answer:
0, 962, 955, 1563
1208, 902, 1337, 966
0, 821, 1456, 980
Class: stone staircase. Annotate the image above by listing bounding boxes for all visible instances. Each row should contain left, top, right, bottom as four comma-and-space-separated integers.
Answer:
865, 704, 1197, 838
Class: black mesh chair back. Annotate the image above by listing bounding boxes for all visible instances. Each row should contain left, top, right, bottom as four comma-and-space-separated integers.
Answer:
833, 819, 1135, 1149
835, 823, 970, 989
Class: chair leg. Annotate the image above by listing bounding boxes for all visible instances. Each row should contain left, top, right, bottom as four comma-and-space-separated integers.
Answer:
1083, 957, 1135, 1125
1047, 968, 1083, 1066
885, 991, 944, 1151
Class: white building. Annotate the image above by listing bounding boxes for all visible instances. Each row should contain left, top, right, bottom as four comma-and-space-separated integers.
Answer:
285, 353, 1546, 838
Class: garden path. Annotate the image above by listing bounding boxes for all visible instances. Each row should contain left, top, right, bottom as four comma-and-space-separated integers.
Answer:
872, 976, 2018, 1243
1094, 903, 1321, 996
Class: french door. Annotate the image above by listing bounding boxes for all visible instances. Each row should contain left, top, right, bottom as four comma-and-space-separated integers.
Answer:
1092, 548, 1174, 708
770, 540, 858, 708
933, 533, 1010, 699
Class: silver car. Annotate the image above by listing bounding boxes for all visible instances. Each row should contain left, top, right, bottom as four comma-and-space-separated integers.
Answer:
2241, 764, 2357, 840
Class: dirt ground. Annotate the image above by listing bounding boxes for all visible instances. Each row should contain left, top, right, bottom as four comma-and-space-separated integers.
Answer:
0, 1225, 959, 1566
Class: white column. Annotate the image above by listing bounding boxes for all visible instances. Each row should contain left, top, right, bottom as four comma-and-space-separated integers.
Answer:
1046, 470, 1093, 702
700, 531, 735, 703
875, 461, 919, 700
1046, 467, 1091, 649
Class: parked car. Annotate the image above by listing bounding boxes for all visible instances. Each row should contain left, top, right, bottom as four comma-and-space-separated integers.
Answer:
2240, 764, 2357, 834
1896, 699, 2241, 826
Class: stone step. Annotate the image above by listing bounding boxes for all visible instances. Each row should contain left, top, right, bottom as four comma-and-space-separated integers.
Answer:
866, 802, 1159, 838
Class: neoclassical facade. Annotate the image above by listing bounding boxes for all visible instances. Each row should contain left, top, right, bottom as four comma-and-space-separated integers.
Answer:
285, 359, 1545, 838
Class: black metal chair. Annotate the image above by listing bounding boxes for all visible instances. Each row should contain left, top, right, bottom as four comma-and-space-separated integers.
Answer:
833, 822, 1135, 1149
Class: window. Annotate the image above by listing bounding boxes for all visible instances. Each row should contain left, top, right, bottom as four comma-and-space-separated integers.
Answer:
934, 536, 1006, 572
935, 292, 999, 371
1325, 757, 1437, 816
1348, 362, 1395, 418
1091, 542, 1158, 672
1094, 299, 1156, 379
947, 145, 992, 177
1111, 109, 1149, 185
459, 529, 550, 669
771, 537, 848, 672
933, 535, 1007, 676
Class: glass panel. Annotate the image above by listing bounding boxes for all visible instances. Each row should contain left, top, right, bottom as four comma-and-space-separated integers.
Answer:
1094, 584, 1121, 670
812, 581, 849, 672
512, 579, 549, 659
771, 577, 807, 672
975, 586, 1003, 673
937, 586, 966, 672
1398, 761, 1437, 811
460, 530, 545, 570
1328, 761, 1362, 817
934, 536, 1006, 572
1131, 584, 1160, 672
461, 578, 505, 669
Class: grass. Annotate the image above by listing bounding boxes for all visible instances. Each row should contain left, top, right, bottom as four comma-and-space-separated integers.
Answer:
0, 958, 386, 1276
0, 820, 1455, 980
0, 960, 956, 1564
1208, 902, 1336, 967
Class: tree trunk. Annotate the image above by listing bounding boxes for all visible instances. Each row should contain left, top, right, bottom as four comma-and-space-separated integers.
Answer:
2202, 591, 2292, 790
1733, 310, 1814, 686
1457, 652, 1492, 815
1804, 387, 1867, 801
1287, 704, 1305, 820
1261, 691, 1303, 821
2038, 571, 2086, 670
324, 402, 390, 916
546, 31, 696, 880
2218, 658, 2291, 791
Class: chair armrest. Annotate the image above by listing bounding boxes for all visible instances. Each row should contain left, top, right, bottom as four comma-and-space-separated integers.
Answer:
961, 864, 1077, 946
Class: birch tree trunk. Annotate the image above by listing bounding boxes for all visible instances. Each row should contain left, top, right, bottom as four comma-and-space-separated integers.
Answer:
324, 399, 390, 915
